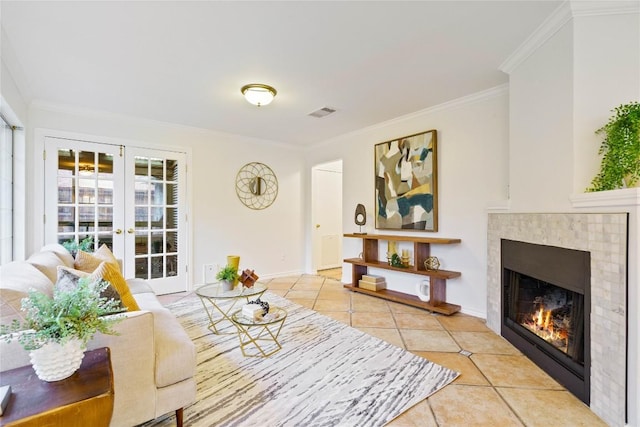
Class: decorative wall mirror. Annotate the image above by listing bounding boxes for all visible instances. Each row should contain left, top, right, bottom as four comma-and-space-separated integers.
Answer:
235, 162, 278, 210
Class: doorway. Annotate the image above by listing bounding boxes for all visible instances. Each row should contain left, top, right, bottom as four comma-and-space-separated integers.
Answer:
311, 160, 343, 273
43, 136, 188, 294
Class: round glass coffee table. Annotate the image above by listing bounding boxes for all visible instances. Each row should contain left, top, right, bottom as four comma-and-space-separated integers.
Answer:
230, 307, 287, 358
195, 282, 267, 334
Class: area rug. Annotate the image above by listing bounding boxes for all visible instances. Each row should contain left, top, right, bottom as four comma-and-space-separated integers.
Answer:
146, 292, 459, 426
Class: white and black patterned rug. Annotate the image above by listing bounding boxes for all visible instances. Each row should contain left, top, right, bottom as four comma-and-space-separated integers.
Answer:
146, 292, 458, 426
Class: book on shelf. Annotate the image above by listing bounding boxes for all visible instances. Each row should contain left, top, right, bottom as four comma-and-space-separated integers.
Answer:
361, 274, 385, 283
358, 279, 387, 291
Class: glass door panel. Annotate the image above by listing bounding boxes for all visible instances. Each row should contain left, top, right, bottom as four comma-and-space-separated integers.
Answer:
44, 138, 124, 258
45, 137, 186, 295
126, 149, 185, 294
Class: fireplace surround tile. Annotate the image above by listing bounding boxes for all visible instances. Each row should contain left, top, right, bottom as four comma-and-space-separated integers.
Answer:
487, 213, 628, 426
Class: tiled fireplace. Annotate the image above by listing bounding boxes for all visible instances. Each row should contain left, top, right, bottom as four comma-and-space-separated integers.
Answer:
487, 213, 628, 426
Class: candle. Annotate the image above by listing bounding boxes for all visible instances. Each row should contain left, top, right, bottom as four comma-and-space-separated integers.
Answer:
402, 249, 409, 257
387, 241, 397, 254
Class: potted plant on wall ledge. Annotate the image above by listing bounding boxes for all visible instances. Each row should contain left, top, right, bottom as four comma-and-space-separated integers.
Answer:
587, 101, 640, 192
0, 278, 123, 382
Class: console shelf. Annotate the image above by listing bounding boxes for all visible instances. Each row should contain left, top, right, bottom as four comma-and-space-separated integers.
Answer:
343, 233, 462, 315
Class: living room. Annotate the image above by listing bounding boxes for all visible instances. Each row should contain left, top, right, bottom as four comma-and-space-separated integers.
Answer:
1, 1, 639, 426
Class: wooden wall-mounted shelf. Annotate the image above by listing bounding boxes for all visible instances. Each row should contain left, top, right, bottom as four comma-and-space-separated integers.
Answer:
343, 233, 461, 315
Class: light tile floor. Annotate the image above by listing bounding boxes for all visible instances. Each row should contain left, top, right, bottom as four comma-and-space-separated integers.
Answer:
158, 270, 607, 427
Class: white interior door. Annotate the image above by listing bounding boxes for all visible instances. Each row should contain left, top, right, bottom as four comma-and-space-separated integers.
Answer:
125, 147, 186, 295
44, 137, 125, 256
44, 138, 187, 294
312, 161, 343, 271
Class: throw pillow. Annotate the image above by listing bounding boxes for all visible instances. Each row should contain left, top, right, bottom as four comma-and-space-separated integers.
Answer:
89, 262, 140, 311
74, 244, 119, 273
55, 266, 124, 309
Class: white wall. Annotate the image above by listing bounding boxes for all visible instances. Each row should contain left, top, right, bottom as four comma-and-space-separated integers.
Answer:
306, 87, 510, 317
508, 22, 574, 212
573, 11, 640, 192
25, 103, 306, 287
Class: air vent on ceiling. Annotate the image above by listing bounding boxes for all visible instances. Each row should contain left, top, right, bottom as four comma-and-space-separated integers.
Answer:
308, 107, 337, 118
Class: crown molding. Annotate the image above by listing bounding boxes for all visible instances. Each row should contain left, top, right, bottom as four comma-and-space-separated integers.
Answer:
571, 0, 640, 17
313, 84, 509, 150
500, 1, 639, 75
499, 2, 572, 74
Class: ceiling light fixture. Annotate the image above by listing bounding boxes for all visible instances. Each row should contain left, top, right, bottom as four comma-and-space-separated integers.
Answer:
241, 83, 277, 107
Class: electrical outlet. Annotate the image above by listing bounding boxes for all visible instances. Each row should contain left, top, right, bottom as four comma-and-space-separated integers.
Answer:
203, 264, 217, 283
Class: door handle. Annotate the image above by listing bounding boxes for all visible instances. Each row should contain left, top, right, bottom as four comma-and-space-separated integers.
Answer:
316, 224, 321, 229
127, 228, 135, 234
114, 229, 123, 235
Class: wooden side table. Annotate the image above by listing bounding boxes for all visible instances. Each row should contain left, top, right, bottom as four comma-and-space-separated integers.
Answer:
0, 347, 114, 427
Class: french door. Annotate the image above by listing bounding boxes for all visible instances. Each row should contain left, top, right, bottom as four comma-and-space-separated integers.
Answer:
44, 137, 187, 294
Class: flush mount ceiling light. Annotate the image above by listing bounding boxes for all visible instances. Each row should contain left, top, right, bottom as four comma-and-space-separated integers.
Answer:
241, 83, 277, 107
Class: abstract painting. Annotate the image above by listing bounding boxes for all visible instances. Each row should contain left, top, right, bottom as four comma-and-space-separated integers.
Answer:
375, 130, 438, 231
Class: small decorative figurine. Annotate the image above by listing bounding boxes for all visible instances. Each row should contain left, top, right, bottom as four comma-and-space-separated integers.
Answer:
424, 256, 441, 271
239, 269, 259, 288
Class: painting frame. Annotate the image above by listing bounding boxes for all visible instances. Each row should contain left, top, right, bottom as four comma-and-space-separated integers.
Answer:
374, 129, 438, 232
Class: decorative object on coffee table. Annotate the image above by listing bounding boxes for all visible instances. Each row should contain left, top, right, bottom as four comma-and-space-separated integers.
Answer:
216, 265, 239, 292
0, 279, 122, 381
239, 269, 259, 288
424, 256, 440, 271
226, 255, 240, 286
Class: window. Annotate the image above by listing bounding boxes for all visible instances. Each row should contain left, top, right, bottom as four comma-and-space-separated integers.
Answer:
0, 115, 13, 264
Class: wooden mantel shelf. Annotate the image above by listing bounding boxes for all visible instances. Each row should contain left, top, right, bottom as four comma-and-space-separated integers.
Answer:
343, 233, 462, 315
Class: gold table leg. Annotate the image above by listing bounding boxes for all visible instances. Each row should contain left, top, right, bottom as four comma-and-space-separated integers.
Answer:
235, 319, 286, 357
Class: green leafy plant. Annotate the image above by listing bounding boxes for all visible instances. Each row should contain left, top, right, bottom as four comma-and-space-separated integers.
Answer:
588, 101, 640, 192
61, 236, 94, 256
216, 265, 239, 282
0, 278, 123, 351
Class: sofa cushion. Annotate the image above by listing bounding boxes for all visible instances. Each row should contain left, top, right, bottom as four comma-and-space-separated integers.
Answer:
55, 266, 124, 308
41, 243, 74, 268
26, 251, 64, 284
89, 262, 140, 311
74, 244, 119, 273
0, 262, 54, 323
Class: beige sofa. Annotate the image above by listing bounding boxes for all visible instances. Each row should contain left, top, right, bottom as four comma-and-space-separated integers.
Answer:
0, 244, 197, 427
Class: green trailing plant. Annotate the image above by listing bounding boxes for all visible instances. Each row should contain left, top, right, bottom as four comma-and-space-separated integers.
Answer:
61, 236, 94, 256
588, 101, 640, 192
0, 278, 123, 351
216, 265, 239, 282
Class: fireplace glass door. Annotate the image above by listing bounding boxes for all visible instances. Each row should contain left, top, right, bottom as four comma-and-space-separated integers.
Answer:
504, 270, 585, 367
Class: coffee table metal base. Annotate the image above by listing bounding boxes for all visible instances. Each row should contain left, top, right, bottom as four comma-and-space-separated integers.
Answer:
231, 308, 287, 358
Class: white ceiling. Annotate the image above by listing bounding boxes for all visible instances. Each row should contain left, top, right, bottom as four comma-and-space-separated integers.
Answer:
1, 1, 561, 147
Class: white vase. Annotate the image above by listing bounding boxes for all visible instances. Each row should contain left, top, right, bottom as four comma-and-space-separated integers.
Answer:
29, 338, 86, 382
221, 280, 234, 292
415, 279, 430, 302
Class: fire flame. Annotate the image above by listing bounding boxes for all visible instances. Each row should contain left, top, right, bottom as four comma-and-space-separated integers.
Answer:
523, 306, 569, 353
